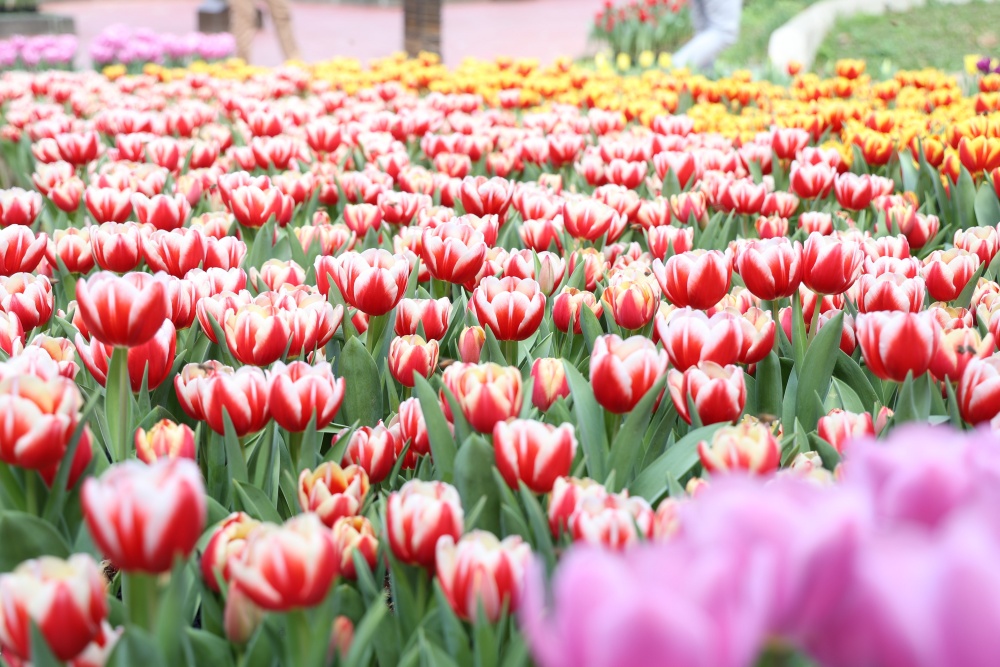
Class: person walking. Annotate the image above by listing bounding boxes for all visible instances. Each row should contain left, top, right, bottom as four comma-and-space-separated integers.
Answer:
672, 0, 743, 70
231, 0, 301, 63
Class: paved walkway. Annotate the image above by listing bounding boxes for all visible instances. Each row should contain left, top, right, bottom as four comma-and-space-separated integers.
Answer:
39, 0, 607, 67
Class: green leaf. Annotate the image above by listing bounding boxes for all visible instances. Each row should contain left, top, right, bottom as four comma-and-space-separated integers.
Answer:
519, 483, 556, 570
755, 351, 782, 420
955, 166, 979, 229
340, 337, 383, 428
975, 181, 1000, 227
809, 433, 842, 470
794, 311, 844, 431
579, 305, 604, 355
791, 289, 807, 371
233, 480, 283, 523
28, 622, 61, 667
630, 424, 725, 501
0, 511, 70, 570
893, 371, 932, 424
607, 375, 667, 491
105, 345, 133, 463
222, 411, 248, 484
562, 361, 608, 482
186, 629, 237, 667
833, 351, 880, 411
481, 326, 506, 365
956, 261, 986, 310
454, 435, 502, 535
107, 627, 168, 667
414, 375, 457, 482
434, 580, 473, 664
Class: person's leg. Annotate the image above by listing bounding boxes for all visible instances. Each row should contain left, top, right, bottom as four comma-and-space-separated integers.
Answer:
265, 0, 301, 61
672, 0, 742, 70
231, 0, 257, 62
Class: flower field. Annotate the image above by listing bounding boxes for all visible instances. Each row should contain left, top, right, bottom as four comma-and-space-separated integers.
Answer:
2, 53, 1000, 666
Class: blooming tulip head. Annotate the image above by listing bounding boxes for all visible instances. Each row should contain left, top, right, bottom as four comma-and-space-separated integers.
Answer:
135, 418, 196, 464
698, 419, 781, 475
590, 334, 669, 414
442, 362, 523, 433
668, 361, 747, 425
436, 530, 533, 623
323, 249, 409, 316
201, 511, 261, 592
494, 419, 578, 494
386, 479, 464, 569
75, 271, 169, 347
471, 276, 546, 341
298, 462, 370, 527
331, 516, 379, 580
653, 249, 732, 310
856, 311, 941, 382
268, 360, 345, 432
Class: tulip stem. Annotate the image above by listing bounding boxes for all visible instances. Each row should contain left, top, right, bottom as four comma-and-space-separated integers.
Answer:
123, 571, 159, 632
24, 470, 39, 516
366, 313, 389, 356
285, 609, 314, 667
769, 299, 781, 352
807, 298, 823, 344
108, 346, 132, 463
288, 429, 304, 473
503, 339, 519, 367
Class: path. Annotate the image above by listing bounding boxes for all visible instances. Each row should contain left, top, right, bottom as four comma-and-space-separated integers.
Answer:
38, 0, 607, 67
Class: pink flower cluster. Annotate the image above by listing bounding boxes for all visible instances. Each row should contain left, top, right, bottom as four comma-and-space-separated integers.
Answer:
522, 426, 1000, 667
89, 25, 235, 67
0, 35, 77, 70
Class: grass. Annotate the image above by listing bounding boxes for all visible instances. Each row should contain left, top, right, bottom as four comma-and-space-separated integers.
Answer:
717, 0, 819, 67
815, 0, 1000, 72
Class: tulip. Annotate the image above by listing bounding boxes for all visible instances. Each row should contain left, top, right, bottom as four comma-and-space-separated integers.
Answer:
441, 362, 522, 434
801, 232, 864, 295
226, 184, 284, 229
569, 491, 655, 550
735, 238, 802, 301
653, 250, 732, 310
471, 276, 546, 341
954, 226, 999, 267
75, 271, 169, 348
668, 362, 747, 425
530, 357, 570, 412
421, 222, 488, 286
47, 227, 94, 274
90, 222, 142, 273
494, 419, 577, 494
590, 334, 669, 414
790, 161, 836, 199
319, 249, 409, 317
719, 179, 768, 216
646, 225, 694, 261
84, 186, 132, 224
0, 555, 107, 662
959, 356, 1000, 424
0, 273, 53, 331
853, 273, 926, 313
298, 462, 369, 527
856, 311, 941, 382
436, 531, 532, 623
922, 249, 981, 303
394, 297, 452, 340
958, 135, 1000, 174
224, 584, 264, 646
0, 226, 47, 276
201, 512, 260, 592
459, 176, 514, 224
834, 172, 875, 210
340, 422, 398, 484
0, 310, 23, 355
19, 335, 78, 380
82, 458, 206, 573
670, 191, 709, 226
75, 319, 176, 392
386, 479, 464, 569
388, 335, 440, 387
223, 301, 292, 367
698, 419, 781, 474
799, 211, 834, 235
175, 362, 271, 437
567, 247, 607, 291
458, 325, 486, 363
398, 396, 436, 457
135, 419, 196, 464
0, 374, 80, 470
0, 187, 42, 227
562, 198, 621, 242
229, 513, 338, 611
132, 192, 190, 231
655, 307, 744, 371
600, 268, 660, 331
931, 328, 994, 382
331, 516, 379, 580
342, 203, 382, 237
268, 361, 345, 432
551, 287, 603, 334
817, 409, 875, 454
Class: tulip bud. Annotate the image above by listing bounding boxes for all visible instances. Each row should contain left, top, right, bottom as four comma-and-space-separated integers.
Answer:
224, 584, 264, 645
0, 273, 53, 331
0, 554, 108, 661
421, 222, 488, 285
339, 422, 398, 484
436, 531, 532, 623
175, 362, 271, 437
394, 298, 451, 341
82, 458, 206, 573
600, 268, 660, 331
668, 362, 747, 425
494, 419, 577, 494
959, 356, 1000, 424
201, 512, 260, 591
388, 335, 440, 387
298, 462, 369, 527
551, 287, 603, 334
229, 514, 338, 611
921, 249, 981, 303
458, 325, 486, 363
590, 334, 669, 414
386, 479, 464, 569
817, 409, 875, 454
735, 238, 803, 301
135, 419, 196, 464
331, 516, 379, 580
471, 276, 546, 341
698, 419, 781, 474
530, 357, 570, 411
320, 249, 409, 316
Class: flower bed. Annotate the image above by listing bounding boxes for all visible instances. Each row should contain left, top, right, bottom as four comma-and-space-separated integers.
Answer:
0, 54, 999, 666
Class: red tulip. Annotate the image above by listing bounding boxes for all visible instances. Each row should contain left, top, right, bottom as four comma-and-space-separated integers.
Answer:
719, 179, 768, 216
82, 458, 206, 573
567, 487, 654, 550
340, 422, 398, 484
226, 184, 284, 229
494, 418, 577, 494
652, 150, 697, 187
855, 311, 941, 382
590, 334, 669, 414
75, 319, 176, 392
251, 258, 305, 292
223, 301, 292, 367
141, 228, 206, 277
388, 334, 439, 387
552, 287, 603, 334
23, 334, 79, 380
84, 186, 132, 224
458, 325, 486, 363
834, 172, 875, 210
600, 268, 660, 331
959, 355, 1000, 424
921, 249, 981, 302
0, 555, 108, 662
135, 419, 195, 464
0, 374, 80, 470
91, 222, 142, 273
331, 516, 379, 580
436, 531, 532, 623
47, 227, 94, 274
268, 361, 345, 432
853, 273, 926, 313
668, 362, 747, 425
789, 160, 836, 199
298, 462, 369, 527
930, 328, 994, 382
471, 276, 546, 341
669, 191, 709, 226
201, 512, 260, 592
567, 247, 607, 291
442, 362, 523, 433
954, 226, 999, 267
654, 307, 744, 371
547, 476, 608, 536
0, 273, 53, 331
817, 409, 875, 454
319, 249, 409, 317
754, 214, 789, 239
386, 479, 464, 569
801, 232, 864, 295
394, 297, 451, 341
798, 211, 834, 235
398, 397, 435, 457
562, 198, 621, 242
653, 249, 732, 310
48, 176, 84, 213
738, 307, 777, 365
132, 193, 190, 231
697, 419, 781, 474
0, 226, 47, 276
530, 357, 570, 412
646, 225, 694, 261
75, 271, 169, 347
734, 238, 802, 301
229, 513, 338, 611
175, 362, 271, 437
459, 176, 514, 224
520, 216, 564, 253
